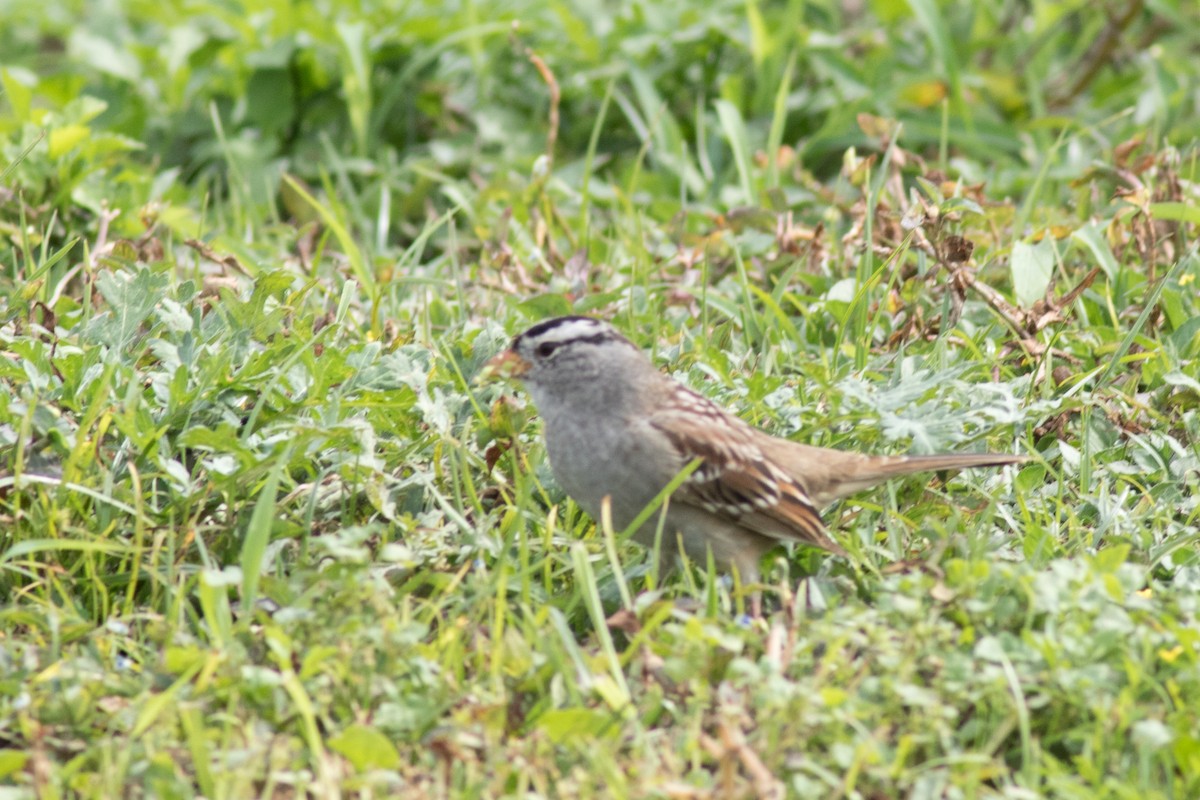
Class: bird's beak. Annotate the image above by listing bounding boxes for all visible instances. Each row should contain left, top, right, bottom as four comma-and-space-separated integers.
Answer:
480, 349, 531, 380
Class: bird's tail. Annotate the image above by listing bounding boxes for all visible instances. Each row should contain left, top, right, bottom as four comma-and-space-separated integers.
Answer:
824, 452, 1029, 504
769, 442, 1029, 507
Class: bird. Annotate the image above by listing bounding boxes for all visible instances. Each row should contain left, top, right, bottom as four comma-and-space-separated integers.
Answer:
486, 315, 1027, 605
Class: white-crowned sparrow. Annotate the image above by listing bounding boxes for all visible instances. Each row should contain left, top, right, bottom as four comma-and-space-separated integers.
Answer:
488, 316, 1027, 591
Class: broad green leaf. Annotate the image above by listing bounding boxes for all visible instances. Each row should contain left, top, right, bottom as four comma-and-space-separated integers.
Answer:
48, 123, 90, 157
1071, 222, 1120, 280
537, 708, 618, 745
0, 749, 30, 779
1, 67, 33, 120
714, 98, 754, 204
328, 724, 401, 771
1151, 202, 1200, 224
1010, 239, 1055, 307
85, 268, 169, 351
241, 451, 289, 612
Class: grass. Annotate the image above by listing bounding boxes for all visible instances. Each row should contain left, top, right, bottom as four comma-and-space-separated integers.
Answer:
2, 0, 1200, 796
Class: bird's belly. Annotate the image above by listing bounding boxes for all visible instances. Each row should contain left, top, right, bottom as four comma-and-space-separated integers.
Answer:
544, 424, 772, 580
545, 423, 668, 531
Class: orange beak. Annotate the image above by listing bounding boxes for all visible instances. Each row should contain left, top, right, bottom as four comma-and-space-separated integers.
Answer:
481, 349, 531, 379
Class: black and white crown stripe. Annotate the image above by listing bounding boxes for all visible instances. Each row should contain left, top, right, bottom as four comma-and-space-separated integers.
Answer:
513, 316, 636, 355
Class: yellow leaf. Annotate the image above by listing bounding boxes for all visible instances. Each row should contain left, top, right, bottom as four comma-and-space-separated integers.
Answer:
901, 80, 948, 109
1159, 646, 1184, 663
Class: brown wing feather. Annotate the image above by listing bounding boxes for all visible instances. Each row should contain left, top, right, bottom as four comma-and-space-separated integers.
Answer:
648, 389, 846, 556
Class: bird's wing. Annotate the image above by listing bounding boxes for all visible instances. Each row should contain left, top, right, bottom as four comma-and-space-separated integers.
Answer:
646, 388, 846, 556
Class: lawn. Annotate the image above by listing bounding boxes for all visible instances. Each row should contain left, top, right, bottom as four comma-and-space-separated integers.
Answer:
2, 0, 1199, 797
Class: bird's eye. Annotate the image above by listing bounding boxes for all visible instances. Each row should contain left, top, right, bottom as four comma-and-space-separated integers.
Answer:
535, 341, 557, 358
